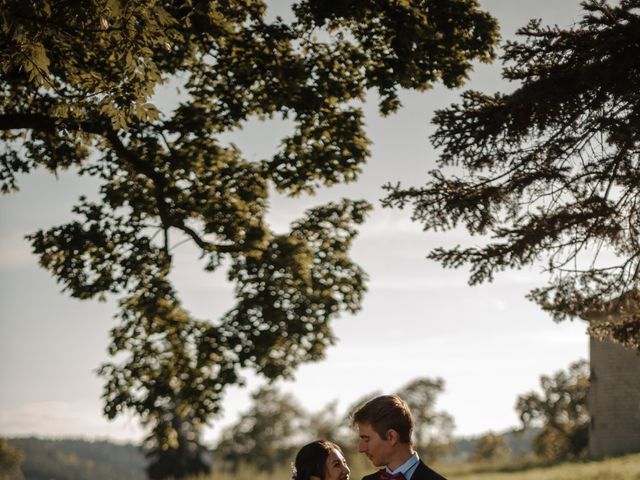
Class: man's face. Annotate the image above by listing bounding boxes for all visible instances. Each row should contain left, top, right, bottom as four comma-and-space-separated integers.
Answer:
357, 422, 393, 467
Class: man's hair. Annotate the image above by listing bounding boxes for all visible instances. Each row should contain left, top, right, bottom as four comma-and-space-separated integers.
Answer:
351, 394, 413, 444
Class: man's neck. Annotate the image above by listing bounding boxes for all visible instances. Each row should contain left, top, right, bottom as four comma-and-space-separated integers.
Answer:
386, 446, 415, 471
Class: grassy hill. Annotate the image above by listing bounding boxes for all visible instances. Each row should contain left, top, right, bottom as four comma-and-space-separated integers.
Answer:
7, 437, 146, 480
5, 436, 638, 480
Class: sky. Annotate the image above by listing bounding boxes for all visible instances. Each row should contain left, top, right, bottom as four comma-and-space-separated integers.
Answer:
0, 0, 592, 445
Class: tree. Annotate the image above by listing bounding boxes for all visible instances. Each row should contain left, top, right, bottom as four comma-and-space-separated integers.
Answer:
0, 438, 24, 480
1, 0, 497, 476
515, 359, 589, 461
383, 0, 640, 350
214, 385, 307, 472
307, 400, 348, 444
397, 377, 455, 462
471, 433, 511, 463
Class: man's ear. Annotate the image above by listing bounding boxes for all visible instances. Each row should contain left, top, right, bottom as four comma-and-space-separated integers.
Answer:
385, 429, 400, 444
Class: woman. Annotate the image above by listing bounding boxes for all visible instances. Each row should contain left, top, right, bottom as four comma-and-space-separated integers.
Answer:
292, 440, 350, 480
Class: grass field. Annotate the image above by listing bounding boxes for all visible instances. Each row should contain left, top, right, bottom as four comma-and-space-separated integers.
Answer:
199, 453, 640, 480
439, 453, 640, 480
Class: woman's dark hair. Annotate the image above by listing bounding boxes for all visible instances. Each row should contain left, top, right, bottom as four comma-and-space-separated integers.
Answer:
292, 440, 342, 480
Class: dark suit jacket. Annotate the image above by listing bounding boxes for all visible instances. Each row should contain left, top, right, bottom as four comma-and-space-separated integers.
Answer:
362, 460, 447, 480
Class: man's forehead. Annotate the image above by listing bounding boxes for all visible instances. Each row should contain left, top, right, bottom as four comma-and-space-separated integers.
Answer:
357, 422, 376, 435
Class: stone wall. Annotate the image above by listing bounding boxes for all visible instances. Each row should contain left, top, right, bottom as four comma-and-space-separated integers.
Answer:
589, 335, 640, 457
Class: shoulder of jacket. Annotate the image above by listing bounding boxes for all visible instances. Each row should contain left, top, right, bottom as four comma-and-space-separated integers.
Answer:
414, 460, 447, 480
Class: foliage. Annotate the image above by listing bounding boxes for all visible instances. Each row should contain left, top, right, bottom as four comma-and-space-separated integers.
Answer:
453, 428, 537, 463
472, 433, 511, 463
515, 360, 589, 461
1, 0, 498, 478
0, 438, 23, 480
306, 400, 348, 445
397, 377, 456, 462
383, 0, 640, 351
214, 385, 306, 472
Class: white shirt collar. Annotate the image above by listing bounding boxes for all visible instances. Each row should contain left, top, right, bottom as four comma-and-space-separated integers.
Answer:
387, 452, 419, 479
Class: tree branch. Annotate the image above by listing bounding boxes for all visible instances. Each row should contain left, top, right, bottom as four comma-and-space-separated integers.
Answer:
2, 112, 239, 255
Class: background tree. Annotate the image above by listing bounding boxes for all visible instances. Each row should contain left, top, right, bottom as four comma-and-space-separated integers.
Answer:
471, 432, 511, 463
397, 377, 456, 463
515, 359, 589, 461
214, 385, 307, 472
383, 0, 640, 350
1, 0, 497, 476
0, 438, 24, 480
307, 400, 349, 445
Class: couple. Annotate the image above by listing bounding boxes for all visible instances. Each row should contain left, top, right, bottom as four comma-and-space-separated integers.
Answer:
293, 394, 447, 480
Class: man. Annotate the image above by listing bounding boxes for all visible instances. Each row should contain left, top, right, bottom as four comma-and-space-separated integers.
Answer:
352, 394, 447, 480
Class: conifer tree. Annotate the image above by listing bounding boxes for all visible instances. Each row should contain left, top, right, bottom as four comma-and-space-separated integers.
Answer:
385, 0, 640, 350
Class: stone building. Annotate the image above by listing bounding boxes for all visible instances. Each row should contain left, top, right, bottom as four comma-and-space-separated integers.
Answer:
584, 297, 640, 457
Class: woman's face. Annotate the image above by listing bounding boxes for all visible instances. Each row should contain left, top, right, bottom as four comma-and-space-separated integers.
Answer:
323, 448, 350, 480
